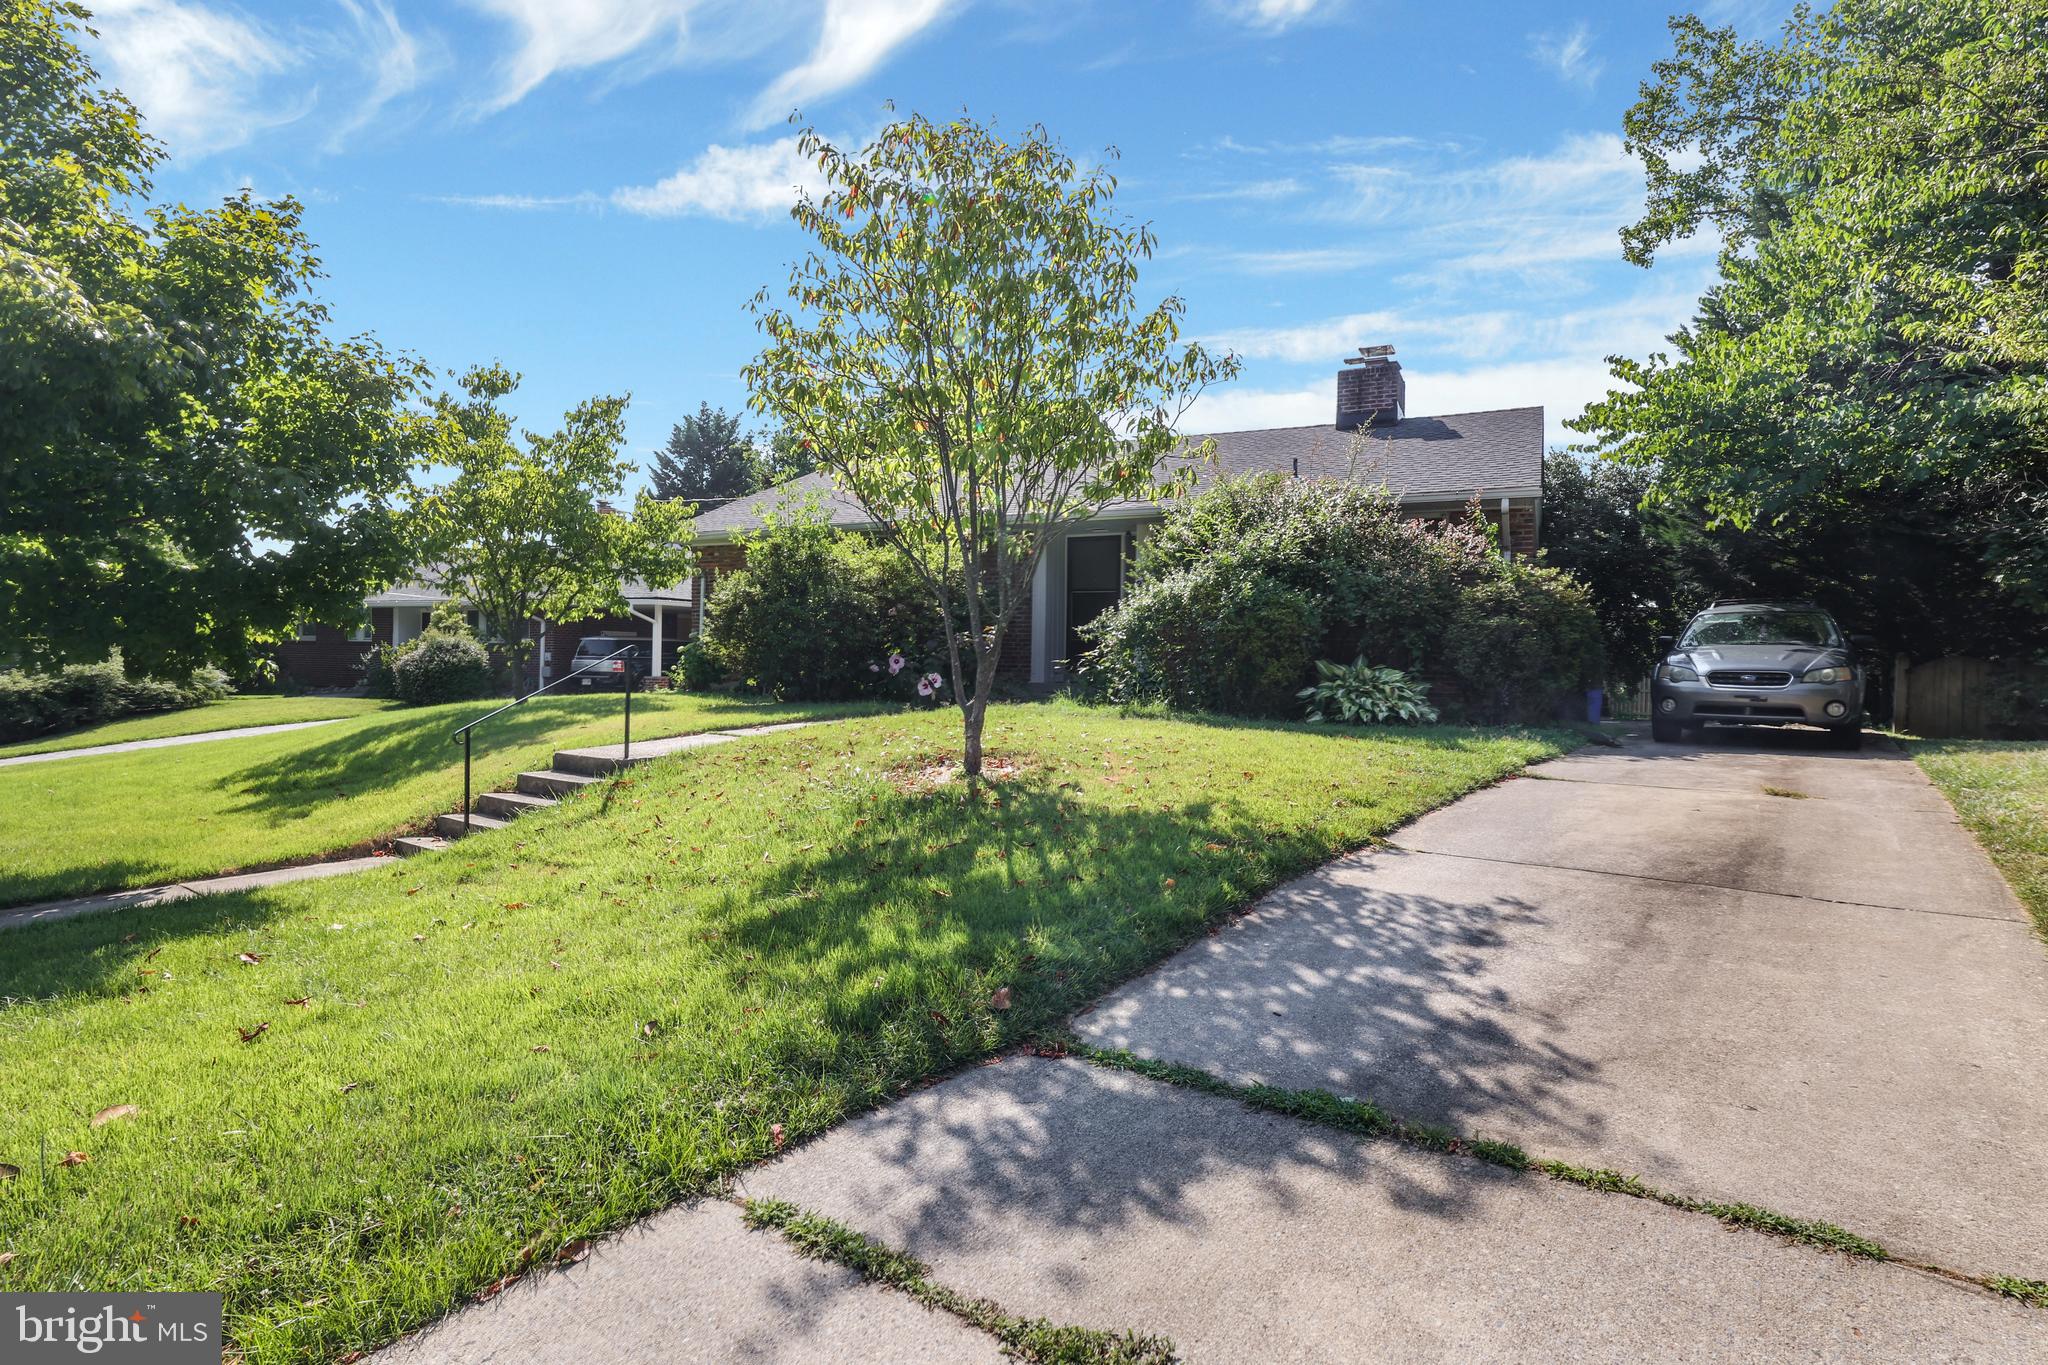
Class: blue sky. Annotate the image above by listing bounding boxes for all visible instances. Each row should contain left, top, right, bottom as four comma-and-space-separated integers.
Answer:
83, 0, 1790, 487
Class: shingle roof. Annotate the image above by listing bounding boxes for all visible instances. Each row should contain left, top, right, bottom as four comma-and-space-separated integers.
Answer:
690, 405, 1544, 539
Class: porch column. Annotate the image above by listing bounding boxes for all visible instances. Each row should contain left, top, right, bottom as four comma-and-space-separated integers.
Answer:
650, 605, 664, 683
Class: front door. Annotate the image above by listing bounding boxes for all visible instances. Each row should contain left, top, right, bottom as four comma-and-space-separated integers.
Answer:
1065, 534, 1124, 663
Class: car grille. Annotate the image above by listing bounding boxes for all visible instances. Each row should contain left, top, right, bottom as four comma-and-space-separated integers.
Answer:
1706, 670, 1792, 688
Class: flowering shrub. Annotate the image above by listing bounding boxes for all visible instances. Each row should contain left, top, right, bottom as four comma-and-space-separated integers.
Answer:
701, 508, 942, 700
1299, 658, 1438, 725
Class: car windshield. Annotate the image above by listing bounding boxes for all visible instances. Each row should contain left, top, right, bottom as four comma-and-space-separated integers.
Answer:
575, 641, 637, 658
1681, 610, 1838, 648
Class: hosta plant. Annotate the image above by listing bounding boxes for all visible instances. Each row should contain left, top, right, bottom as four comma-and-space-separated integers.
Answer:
1299, 657, 1439, 725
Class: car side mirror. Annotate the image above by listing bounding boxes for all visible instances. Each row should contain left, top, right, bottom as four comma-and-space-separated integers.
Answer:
1655, 635, 1675, 654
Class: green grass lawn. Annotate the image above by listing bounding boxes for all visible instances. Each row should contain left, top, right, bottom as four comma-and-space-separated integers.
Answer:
1912, 739, 2048, 939
0, 696, 400, 759
0, 692, 884, 908
0, 703, 1567, 1363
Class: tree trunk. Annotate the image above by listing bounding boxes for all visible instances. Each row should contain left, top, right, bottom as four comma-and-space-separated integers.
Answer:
962, 697, 984, 777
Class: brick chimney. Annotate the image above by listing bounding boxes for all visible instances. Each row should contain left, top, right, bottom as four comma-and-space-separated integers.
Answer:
1335, 345, 1405, 430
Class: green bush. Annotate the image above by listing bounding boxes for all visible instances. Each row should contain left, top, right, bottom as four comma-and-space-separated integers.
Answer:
671, 637, 724, 692
1080, 563, 1319, 716
1082, 475, 1604, 722
702, 510, 941, 701
1444, 564, 1607, 722
388, 611, 493, 706
0, 658, 233, 741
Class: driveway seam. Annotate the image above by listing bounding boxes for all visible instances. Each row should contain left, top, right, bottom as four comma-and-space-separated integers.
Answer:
1524, 771, 1957, 810
1382, 842, 2026, 925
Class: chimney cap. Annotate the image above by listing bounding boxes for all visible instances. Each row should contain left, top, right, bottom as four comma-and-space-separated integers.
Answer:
1342, 344, 1397, 366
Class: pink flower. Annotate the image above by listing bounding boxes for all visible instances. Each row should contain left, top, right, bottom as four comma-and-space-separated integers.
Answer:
915, 675, 935, 698
922, 672, 945, 697
869, 663, 881, 673
888, 652, 906, 675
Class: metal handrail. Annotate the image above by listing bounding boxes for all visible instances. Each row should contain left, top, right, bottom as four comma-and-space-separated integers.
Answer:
449, 643, 642, 834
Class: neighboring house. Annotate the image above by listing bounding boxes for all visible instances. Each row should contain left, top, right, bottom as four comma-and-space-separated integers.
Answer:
691, 351, 1544, 686
274, 577, 697, 690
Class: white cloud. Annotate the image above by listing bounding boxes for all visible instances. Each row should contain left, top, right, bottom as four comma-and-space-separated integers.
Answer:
611, 137, 825, 220
428, 191, 603, 211
463, 0, 697, 112
745, 0, 957, 129
1172, 177, 1305, 203
1209, 0, 1342, 32
1528, 21, 1605, 91
324, 0, 434, 152
1184, 381, 1330, 433
88, 0, 303, 158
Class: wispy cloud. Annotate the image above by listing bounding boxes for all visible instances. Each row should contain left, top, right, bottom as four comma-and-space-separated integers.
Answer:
426, 191, 604, 211
1172, 177, 1305, 204
323, 0, 435, 152
611, 136, 825, 220
1208, 0, 1344, 32
461, 0, 697, 113
1528, 21, 1604, 90
87, 0, 305, 158
745, 0, 957, 130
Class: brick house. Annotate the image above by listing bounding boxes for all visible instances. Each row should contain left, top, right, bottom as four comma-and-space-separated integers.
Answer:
690, 353, 1544, 687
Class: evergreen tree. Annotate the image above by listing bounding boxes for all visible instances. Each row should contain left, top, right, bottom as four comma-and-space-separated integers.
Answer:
647, 403, 759, 502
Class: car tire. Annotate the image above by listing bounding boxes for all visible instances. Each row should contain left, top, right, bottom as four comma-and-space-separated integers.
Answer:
1651, 715, 1684, 743
1827, 725, 1863, 751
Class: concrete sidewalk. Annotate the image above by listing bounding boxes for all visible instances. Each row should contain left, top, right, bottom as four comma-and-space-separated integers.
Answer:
0, 718, 345, 767
0, 856, 389, 932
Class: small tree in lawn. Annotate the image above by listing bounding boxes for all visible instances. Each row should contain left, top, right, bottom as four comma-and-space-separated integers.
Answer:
743, 114, 1238, 777
413, 365, 696, 689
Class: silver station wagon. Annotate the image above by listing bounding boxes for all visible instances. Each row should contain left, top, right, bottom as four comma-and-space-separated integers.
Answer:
1651, 600, 1868, 749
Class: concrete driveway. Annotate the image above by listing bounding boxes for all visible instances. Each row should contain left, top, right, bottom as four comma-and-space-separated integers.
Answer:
1077, 725, 2048, 1280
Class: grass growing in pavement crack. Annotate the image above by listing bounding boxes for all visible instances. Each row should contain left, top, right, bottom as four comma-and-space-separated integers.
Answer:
740, 1197, 1177, 1364
1988, 1276, 2048, 1309
1535, 1162, 1887, 1259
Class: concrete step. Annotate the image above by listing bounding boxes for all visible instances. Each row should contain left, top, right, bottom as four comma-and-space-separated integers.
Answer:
517, 769, 601, 798
552, 730, 739, 776
393, 835, 450, 858
435, 811, 512, 840
476, 790, 559, 820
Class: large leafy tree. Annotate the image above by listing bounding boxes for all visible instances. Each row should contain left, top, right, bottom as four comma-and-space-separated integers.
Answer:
744, 114, 1237, 775
1578, 0, 2048, 641
648, 402, 760, 502
413, 365, 696, 688
0, 0, 426, 676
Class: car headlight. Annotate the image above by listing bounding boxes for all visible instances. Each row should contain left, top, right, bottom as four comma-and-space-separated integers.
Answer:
1659, 663, 1699, 683
1804, 666, 1854, 684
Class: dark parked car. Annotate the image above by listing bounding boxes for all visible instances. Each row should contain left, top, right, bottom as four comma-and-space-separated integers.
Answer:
1650, 601, 1868, 748
565, 636, 679, 689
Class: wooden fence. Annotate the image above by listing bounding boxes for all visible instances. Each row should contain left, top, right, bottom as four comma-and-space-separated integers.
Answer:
1894, 655, 1996, 738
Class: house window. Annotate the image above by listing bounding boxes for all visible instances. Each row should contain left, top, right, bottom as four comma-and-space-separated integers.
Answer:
294, 622, 318, 642
1065, 534, 1124, 662
348, 618, 372, 643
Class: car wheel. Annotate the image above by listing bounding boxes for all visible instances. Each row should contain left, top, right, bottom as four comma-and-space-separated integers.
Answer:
1827, 725, 1863, 751
1651, 715, 1684, 743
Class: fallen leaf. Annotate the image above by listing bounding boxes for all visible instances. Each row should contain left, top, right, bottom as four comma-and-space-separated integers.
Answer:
411, 934, 426, 943
988, 987, 1012, 1011
503, 902, 527, 910
1163, 877, 1177, 890
0, 1163, 18, 1181
179, 1215, 200, 1228
405, 887, 422, 896
928, 1010, 951, 1027
284, 996, 312, 1007
641, 1020, 660, 1038
339, 1081, 361, 1095
237, 952, 264, 965
557, 1239, 592, 1264
531, 1044, 551, 1054
1204, 842, 1227, 852
548, 960, 561, 971
120, 933, 136, 944
144, 946, 163, 963
90, 1104, 138, 1128
770, 1123, 787, 1150
237, 1022, 270, 1044
0, 1251, 14, 1265
58, 1151, 89, 1167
